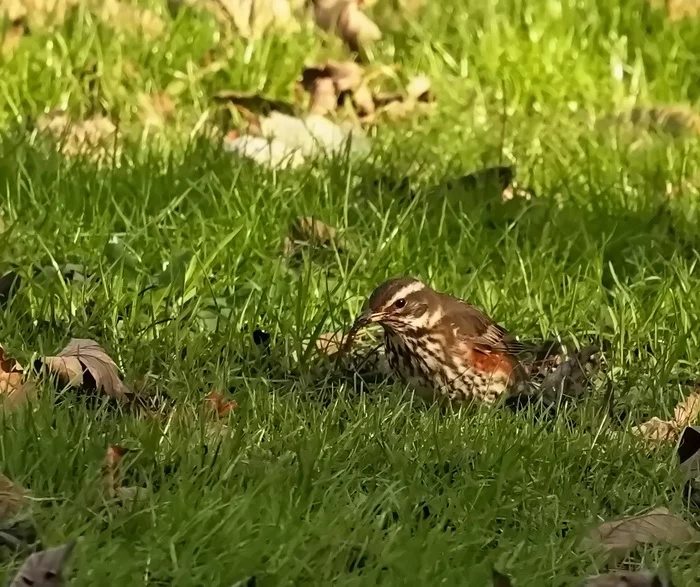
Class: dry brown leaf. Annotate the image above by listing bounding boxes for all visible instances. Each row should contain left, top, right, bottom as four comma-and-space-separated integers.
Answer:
97, 0, 165, 37
41, 338, 129, 402
171, 0, 301, 37
674, 389, 700, 427
583, 570, 671, 587
301, 61, 368, 116
9, 541, 75, 587
0, 473, 28, 520
316, 331, 346, 356
204, 390, 239, 416
138, 92, 176, 128
285, 216, 349, 255
0, 345, 36, 412
313, 0, 381, 52
36, 112, 120, 164
634, 389, 700, 443
633, 417, 678, 441
584, 507, 700, 556
103, 444, 128, 498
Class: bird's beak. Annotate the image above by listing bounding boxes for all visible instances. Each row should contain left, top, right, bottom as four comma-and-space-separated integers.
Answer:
349, 308, 381, 335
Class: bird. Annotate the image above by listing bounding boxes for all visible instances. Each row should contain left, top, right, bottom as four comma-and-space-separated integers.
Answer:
345, 276, 530, 406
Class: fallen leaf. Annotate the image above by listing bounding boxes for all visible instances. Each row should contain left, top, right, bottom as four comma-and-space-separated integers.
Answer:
0, 345, 36, 412
633, 417, 678, 441
9, 541, 75, 587
313, 0, 381, 52
103, 444, 128, 498
584, 507, 700, 556
0, 473, 28, 520
214, 90, 295, 116
0, 271, 21, 306
138, 92, 176, 128
36, 111, 120, 164
583, 570, 671, 587
102, 444, 145, 503
316, 331, 346, 356
97, 0, 165, 36
259, 112, 370, 157
674, 389, 700, 427
634, 389, 700, 443
492, 569, 513, 587
205, 390, 239, 416
301, 60, 366, 116
224, 133, 306, 169
180, 0, 301, 37
39, 338, 130, 402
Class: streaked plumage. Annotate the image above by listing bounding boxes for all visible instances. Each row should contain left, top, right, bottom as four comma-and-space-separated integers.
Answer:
348, 277, 528, 406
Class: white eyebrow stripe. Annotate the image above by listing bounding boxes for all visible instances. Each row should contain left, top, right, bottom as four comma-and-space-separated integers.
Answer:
385, 281, 425, 307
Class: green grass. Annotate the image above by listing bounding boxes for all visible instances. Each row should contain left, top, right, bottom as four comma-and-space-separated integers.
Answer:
2, 0, 700, 584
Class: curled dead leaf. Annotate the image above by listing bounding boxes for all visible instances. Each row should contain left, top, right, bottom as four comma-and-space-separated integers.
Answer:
633, 417, 678, 442
39, 339, 130, 402
634, 389, 700, 443
583, 507, 700, 557
313, 0, 381, 52
0, 473, 28, 520
316, 331, 346, 356
98, 0, 165, 36
103, 444, 145, 503
36, 112, 120, 164
0, 345, 36, 413
205, 390, 239, 416
284, 216, 350, 257
674, 389, 700, 428
9, 541, 75, 587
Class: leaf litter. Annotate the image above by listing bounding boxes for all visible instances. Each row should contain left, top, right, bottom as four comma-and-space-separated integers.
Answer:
103, 444, 146, 503
583, 506, 700, 557
35, 111, 121, 164
37, 338, 130, 402
313, 0, 382, 53
0, 473, 28, 520
0, 345, 36, 413
633, 388, 700, 442
204, 390, 239, 416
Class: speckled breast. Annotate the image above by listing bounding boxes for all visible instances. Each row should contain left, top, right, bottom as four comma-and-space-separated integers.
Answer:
384, 331, 508, 405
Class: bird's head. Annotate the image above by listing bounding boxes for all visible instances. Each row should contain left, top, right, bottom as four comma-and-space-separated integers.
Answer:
348, 277, 434, 337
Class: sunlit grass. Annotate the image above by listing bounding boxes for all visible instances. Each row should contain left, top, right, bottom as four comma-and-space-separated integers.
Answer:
1, 0, 700, 584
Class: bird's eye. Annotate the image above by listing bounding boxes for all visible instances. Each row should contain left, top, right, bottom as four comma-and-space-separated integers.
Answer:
394, 298, 406, 309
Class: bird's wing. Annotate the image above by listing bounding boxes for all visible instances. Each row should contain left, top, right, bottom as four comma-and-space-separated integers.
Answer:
444, 296, 526, 357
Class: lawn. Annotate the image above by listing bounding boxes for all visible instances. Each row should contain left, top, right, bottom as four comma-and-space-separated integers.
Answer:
2, 0, 700, 585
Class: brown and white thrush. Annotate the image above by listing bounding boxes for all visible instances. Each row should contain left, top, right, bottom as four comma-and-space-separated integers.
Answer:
346, 277, 530, 406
